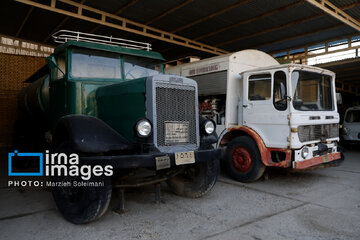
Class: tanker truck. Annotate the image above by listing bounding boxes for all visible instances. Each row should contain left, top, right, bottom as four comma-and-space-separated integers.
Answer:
14, 30, 219, 224
165, 50, 343, 183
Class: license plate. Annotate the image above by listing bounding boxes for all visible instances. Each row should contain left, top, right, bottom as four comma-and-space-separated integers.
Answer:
155, 155, 171, 170
175, 151, 195, 165
165, 122, 189, 145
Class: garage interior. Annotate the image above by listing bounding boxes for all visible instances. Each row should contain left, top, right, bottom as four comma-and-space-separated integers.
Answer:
0, 0, 359, 239
1, 0, 360, 149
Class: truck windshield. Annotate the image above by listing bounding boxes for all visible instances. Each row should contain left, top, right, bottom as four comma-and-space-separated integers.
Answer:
71, 49, 122, 79
291, 70, 333, 111
123, 55, 162, 80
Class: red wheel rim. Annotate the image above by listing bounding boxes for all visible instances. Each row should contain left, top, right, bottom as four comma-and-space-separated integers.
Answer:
231, 147, 252, 173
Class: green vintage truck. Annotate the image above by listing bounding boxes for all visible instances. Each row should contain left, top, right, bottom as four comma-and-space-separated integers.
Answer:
15, 30, 219, 224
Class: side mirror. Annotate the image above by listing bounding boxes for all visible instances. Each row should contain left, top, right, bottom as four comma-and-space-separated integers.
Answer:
336, 92, 342, 105
47, 56, 65, 76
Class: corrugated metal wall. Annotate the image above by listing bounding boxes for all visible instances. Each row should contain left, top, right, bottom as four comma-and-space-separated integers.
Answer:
0, 53, 45, 148
191, 71, 227, 96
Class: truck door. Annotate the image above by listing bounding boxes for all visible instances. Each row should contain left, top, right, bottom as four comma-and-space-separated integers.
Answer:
242, 70, 290, 148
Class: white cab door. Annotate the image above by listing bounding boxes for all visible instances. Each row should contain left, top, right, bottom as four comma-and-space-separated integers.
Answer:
242, 70, 290, 148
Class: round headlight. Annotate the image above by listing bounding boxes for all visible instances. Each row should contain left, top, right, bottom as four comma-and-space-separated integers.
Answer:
136, 119, 152, 137
301, 147, 309, 158
204, 120, 215, 134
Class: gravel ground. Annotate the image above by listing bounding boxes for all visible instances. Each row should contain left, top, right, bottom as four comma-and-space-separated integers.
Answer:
0, 148, 359, 240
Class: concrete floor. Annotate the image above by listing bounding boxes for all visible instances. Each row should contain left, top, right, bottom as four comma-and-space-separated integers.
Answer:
0, 149, 359, 240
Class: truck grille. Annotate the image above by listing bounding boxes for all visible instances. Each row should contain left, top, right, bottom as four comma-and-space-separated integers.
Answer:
298, 124, 339, 142
155, 83, 197, 147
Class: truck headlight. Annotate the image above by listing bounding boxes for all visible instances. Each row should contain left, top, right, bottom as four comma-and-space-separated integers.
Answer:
204, 119, 215, 135
301, 147, 309, 158
136, 119, 152, 137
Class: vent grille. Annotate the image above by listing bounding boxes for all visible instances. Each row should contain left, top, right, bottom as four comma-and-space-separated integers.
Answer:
155, 83, 197, 147
191, 70, 227, 96
298, 124, 339, 142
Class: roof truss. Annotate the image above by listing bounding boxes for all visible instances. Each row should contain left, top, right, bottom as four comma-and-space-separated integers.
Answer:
306, 0, 360, 31
15, 0, 228, 55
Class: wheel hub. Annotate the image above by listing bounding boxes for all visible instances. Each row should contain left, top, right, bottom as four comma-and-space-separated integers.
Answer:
231, 147, 252, 173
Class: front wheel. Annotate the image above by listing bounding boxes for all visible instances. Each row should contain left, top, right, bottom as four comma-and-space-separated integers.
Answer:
225, 136, 265, 182
52, 176, 112, 224
52, 142, 112, 224
167, 157, 219, 198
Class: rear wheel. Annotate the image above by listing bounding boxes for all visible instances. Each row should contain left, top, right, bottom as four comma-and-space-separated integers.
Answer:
167, 157, 219, 198
225, 136, 265, 182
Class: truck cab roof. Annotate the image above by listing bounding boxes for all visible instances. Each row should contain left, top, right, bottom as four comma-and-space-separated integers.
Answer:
242, 63, 335, 77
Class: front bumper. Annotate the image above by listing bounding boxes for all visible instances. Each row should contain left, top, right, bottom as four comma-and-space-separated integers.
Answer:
293, 152, 342, 169
79, 148, 220, 170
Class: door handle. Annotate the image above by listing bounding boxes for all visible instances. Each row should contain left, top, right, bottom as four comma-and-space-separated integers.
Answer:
243, 104, 248, 108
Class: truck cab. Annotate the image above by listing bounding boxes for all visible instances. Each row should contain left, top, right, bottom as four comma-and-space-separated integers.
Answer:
237, 64, 340, 170
165, 50, 343, 183
16, 30, 220, 224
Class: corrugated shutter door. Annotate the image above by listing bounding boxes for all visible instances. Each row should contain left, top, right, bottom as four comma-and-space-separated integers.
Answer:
191, 70, 227, 96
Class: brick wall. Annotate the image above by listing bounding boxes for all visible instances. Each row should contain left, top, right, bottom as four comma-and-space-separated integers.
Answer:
0, 53, 45, 147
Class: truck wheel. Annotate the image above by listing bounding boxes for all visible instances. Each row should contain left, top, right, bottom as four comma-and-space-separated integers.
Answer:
52, 176, 112, 224
51, 142, 112, 224
225, 136, 265, 182
167, 157, 219, 198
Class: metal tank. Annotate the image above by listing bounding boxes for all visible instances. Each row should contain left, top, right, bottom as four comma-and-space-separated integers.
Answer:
17, 74, 50, 117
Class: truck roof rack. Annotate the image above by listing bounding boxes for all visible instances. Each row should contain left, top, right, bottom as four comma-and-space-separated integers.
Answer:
52, 30, 152, 51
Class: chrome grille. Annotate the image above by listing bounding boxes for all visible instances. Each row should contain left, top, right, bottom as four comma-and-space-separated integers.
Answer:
298, 124, 339, 142
155, 83, 197, 147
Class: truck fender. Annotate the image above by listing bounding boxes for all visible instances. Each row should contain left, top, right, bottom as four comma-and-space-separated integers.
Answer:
218, 126, 291, 167
53, 115, 133, 153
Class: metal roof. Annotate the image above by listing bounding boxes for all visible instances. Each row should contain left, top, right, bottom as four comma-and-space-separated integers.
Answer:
0, 0, 359, 61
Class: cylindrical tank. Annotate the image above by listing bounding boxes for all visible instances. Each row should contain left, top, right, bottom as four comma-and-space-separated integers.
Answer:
18, 75, 50, 117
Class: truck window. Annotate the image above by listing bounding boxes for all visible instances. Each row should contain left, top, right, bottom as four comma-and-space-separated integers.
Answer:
123, 55, 161, 80
248, 74, 271, 101
71, 49, 121, 79
291, 71, 333, 111
273, 71, 287, 111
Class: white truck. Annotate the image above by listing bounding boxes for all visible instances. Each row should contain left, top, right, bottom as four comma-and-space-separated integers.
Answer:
166, 50, 343, 182
341, 106, 360, 143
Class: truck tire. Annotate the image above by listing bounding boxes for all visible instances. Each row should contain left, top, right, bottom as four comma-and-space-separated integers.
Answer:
52, 176, 112, 224
225, 136, 265, 182
167, 157, 219, 198
51, 142, 112, 224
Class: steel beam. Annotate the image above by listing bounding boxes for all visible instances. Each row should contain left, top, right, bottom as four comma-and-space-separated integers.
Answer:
216, 2, 360, 48
194, 1, 305, 41
145, 0, 193, 25
306, 0, 360, 32
270, 33, 360, 63
16, 0, 227, 55
42, 0, 86, 43
89, 0, 138, 34
16, 6, 33, 37
171, 0, 251, 34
